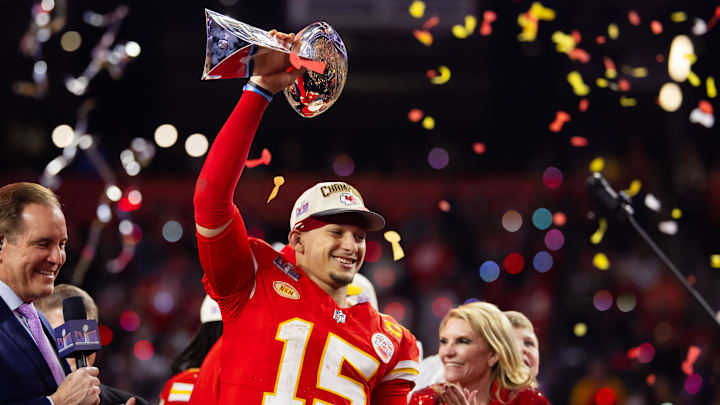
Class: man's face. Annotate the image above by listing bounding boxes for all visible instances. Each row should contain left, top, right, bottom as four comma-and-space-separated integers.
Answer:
0, 203, 67, 302
295, 223, 366, 290
513, 326, 540, 377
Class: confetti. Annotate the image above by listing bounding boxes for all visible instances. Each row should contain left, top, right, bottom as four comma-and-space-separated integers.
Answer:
623, 180, 642, 197
266, 176, 284, 203
689, 108, 715, 128
423, 15, 440, 30
452, 15, 477, 38
289, 51, 326, 74
650, 20, 663, 34
383, 231, 405, 261
517, 2, 555, 42
628, 10, 641, 26
245, 148, 272, 168
644, 194, 661, 212
408, 108, 424, 122
567, 71, 590, 96
480, 11, 497, 36
529, 2, 556, 21
549, 111, 571, 132
659, 82, 683, 112
707, 77, 717, 98
574, 323, 587, 337
413, 29, 433, 46
668, 35, 694, 82
593, 253, 610, 270
596, 78, 608, 88
568, 49, 590, 63
589, 157, 605, 172
708, 6, 720, 30
671, 208, 682, 219
658, 221, 678, 235
596, 36, 606, 44
591, 218, 607, 244
693, 18, 708, 35
472, 142, 486, 154
409, 0, 425, 18
570, 136, 588, 147
552, 31, 576, 53
671, 12, 687, 23
688, 71, 701, 87
430, 65, 451, 84
620, 96, 637, 107
603, 57, 617, 79
646, 374, 656, 386
552, 212, 566, 226
682, 346, 701, 375
422, 116, 435, 129
685, 374, 702, 394
438, 200, 451, 212
618, 79, 630, 92
578, 99, 589, 112
710, 254, 720, 268
608, 23, 619, 39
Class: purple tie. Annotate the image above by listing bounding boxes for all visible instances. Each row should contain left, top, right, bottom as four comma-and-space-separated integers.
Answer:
17, 302, 66, 386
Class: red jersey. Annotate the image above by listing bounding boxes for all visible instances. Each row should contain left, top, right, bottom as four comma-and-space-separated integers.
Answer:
197, 209, 420, 405
159, 368, 199, 404
409, 383, 550, 405
188, 336, 222, 405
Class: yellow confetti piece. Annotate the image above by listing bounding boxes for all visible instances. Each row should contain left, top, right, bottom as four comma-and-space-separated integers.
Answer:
685, 53, 697, 64
711, 254, 720, 268
567, 71, 590, 96
430, 65, 451, 84
409, 1, 425, 18
574, 323, 587, 337
383, 231, 405, 261
632, 67, 648, 78
590, 218, 607, 244
688, 71, 701, 87
596, 77, 608, 88
422, 116, 435, 130
671, 208, 682, 219
593, 252, 610, 270
347, 284, 363, 296
529, 2, 556, 21
624, 180, 642, 197
413, 30, 433, 46
517, 14, 539, 42
589, 157, 605, 173
608, 23, 619, 40
266, 176, 284, 203
708, 77, 717, 98
671, 11, 687, 22
605, 69, 617, 80
620, 96, 637, 107
452, 15, 477, 38
552, 31, 576, 53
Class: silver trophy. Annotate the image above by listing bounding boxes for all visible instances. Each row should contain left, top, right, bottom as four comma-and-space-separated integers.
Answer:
202, 9, 347, 118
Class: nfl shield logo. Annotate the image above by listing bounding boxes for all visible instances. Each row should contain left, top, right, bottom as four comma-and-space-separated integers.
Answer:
333, 309, 346, 323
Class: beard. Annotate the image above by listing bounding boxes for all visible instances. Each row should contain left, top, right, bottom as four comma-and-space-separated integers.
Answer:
329, 270, 355, 286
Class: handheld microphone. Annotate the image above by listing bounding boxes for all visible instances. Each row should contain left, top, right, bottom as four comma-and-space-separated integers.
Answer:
586, 172, 634, 216
55, 296, 102, 369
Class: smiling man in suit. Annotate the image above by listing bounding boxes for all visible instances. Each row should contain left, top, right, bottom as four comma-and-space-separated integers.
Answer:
0, 182, 101, 405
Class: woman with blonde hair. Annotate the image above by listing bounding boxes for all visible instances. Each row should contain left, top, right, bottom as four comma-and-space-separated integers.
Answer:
410, 302, 549, 405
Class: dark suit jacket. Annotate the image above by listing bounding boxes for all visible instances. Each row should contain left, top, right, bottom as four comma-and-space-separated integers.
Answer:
0, 299, 72, 405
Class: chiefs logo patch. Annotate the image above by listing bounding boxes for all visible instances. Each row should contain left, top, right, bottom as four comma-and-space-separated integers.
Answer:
371, 333, 395, 364
273, 281, 300, 300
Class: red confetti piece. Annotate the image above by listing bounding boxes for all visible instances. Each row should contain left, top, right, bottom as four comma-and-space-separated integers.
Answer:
570, 136, 588, 147
423, 15, 440, 30
682, 345, 701, 375
245, 148, 272, 168
603, 56, 616, 73
549, 111, 571, 132
571, 30, 581, 43
699, 100, 713, 114
646, 374, 656, 386
651, 20, 663, 34
628, 10, 641, 26
627, 346, 640, 359
289, 51, 326, 74
552, 212, 566, 226
413, 29, 433, 46
579, 98, 589, 112
568, 48, 591, 63
408, 108, 424, 122
472, 142, 486, 154
426, 69, 437, 78
596, 36, 606, 44
480, 11, 497, 36
618, 78, 631, 92
708, 6, 720, 30
438, 200, 451, 212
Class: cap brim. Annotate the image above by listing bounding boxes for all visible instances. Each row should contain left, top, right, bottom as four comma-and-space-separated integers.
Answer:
312, 208, 386, 231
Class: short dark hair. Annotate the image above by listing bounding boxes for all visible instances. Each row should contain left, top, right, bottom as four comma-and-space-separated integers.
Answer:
0, 182, 61, 243
35, 284, 99, 321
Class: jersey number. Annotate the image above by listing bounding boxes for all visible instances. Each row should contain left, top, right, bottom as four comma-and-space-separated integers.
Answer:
262, 318, 380, 405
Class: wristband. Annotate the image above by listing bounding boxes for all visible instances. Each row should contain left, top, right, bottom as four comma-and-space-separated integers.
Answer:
243, 81, 274, 103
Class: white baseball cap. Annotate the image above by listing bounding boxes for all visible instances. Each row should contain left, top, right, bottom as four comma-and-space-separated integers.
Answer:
290, 181, 385, 231
200, 295, 222, 323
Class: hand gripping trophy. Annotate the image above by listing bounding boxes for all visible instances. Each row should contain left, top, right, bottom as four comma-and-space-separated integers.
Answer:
201, 9, 348, 118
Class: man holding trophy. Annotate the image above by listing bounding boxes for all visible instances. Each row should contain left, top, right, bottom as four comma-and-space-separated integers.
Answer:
193, 12, 420, 405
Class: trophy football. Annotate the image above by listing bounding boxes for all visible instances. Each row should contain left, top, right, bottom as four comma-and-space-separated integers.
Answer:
202, 9, 347, 118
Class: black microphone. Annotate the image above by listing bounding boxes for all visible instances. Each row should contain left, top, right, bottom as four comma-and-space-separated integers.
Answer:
586, 172, 634, 216
58, 296, 101, 369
